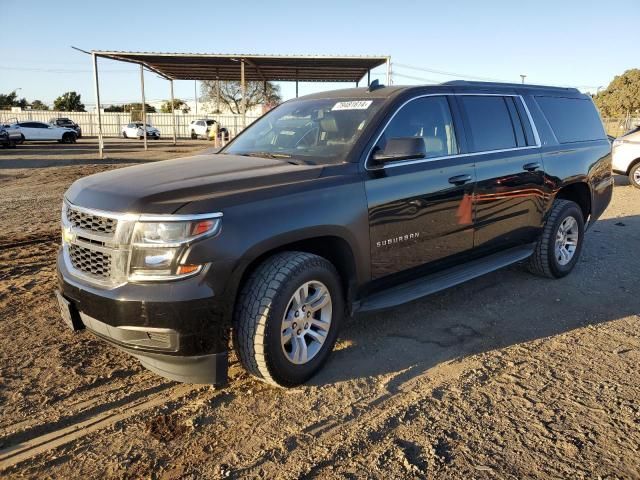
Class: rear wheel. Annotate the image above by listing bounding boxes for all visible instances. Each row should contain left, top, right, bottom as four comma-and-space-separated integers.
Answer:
629, 163, 640, 189
234, 252, 343, 387
62, 132, 75, 144
528, 199, 584, 278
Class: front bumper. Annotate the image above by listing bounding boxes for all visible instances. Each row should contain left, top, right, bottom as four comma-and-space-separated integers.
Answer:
57, 249, 229, 385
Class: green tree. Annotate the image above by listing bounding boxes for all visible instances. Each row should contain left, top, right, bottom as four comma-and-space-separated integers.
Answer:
201, 80, 281, 114
53, 91, 86, 112
0, 91, 28, 109
104, 104, 124, 112
123, 103, 156, 121
30, 100, 49, 111
594, 69, 640, 117
161, 98, 190, 113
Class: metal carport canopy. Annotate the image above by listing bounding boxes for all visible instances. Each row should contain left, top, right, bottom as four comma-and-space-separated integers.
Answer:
91, 51, 390, 82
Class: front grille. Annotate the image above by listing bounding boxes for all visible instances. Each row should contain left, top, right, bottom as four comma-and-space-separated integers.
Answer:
66, 208, 116, 234
69, 244, 112, 278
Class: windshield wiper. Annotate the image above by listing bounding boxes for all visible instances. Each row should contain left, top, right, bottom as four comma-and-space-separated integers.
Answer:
238, 151, 293, 159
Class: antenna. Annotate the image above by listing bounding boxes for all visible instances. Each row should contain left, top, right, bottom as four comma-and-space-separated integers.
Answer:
368, 79, 384, 92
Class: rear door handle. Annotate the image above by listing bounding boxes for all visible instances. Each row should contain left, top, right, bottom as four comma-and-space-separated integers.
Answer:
523, 162, 541, 171
448, 174, 472, 185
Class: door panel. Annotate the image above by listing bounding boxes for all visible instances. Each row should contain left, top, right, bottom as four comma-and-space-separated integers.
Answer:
455, 94, 547, 251
472, 149, 547, 250
366, 158, 476, 278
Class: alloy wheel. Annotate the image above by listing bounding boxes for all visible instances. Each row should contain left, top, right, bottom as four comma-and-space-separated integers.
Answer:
280, 281, 332, 365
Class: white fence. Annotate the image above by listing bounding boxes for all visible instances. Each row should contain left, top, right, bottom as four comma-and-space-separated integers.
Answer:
0, 110, 262, 139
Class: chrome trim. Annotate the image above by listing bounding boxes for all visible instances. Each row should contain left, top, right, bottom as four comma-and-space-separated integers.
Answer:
364, 93, 542, 171
63, 199, 223, 222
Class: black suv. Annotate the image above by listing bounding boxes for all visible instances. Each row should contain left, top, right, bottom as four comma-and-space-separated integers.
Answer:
56, 81, 612, 387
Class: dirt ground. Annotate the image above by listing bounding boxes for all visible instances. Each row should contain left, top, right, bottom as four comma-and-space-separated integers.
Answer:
1, 139, 639, 479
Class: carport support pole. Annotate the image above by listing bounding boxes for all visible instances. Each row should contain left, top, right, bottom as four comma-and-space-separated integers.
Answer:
92, 53, 104, 159
170, 79, 177, 146
386, 56, 392, 85
140, 64, 147, 150
241, 60, 246, 129
367, 70, 371, 86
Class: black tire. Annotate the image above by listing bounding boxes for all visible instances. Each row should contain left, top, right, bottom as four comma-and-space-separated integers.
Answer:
19, 134, 25, 144
62, 132, 75, 144
122, 131, 128, 139
629, 163, 640, 189
191, 130, 197, 140
234, 252, 344, 387
528, 199, 585, 278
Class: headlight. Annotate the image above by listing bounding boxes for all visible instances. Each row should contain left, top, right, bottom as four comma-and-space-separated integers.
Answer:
129, 217, 221, 281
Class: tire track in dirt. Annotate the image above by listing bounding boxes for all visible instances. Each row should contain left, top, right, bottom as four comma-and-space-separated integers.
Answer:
0, 383, 202, 471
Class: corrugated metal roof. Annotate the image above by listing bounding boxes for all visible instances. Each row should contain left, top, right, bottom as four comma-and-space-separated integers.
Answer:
92, 51, 389, 82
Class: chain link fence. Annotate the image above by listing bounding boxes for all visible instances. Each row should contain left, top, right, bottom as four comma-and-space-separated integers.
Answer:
0, 109, 261, 139
601, 116, 640, 138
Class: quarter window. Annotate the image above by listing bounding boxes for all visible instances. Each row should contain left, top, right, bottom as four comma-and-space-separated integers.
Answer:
460, 96, 518, 152
536, 96, 605, 143
376, 96, 458, 159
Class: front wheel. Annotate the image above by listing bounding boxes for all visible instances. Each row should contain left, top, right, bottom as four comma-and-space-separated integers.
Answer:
629, 163, 640, 189
62, 132, 75, 144
191, 130, 198, 140
234, 252, 344, 387
122, 131, 128, 138
528, 199, 585, 278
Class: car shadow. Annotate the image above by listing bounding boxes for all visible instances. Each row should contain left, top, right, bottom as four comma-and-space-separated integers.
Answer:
310, 213, 640, 387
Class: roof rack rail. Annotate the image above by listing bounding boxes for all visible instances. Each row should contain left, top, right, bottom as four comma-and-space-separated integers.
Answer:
441, 80, 578, 91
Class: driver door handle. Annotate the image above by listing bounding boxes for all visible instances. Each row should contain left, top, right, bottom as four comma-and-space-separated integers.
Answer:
448, 174, 472, 185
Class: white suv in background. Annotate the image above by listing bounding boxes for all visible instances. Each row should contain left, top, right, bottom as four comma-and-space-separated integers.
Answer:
612, 125, 640, 188
12, 121, 77, 143
189, 119, 229, 140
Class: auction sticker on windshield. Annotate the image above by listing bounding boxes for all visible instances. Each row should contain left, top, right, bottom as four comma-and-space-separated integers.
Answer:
331, 100, 373, 111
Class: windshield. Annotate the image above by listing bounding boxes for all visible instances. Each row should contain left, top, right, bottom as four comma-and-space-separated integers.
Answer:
223, 98, 384, 164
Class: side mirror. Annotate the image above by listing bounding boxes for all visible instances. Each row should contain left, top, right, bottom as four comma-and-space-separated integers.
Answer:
371, 137, 426, 164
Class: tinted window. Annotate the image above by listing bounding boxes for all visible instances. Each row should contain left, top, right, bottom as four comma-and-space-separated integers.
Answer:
377, 96, 458, 159
224, 97, 384, 164
536, 96, 605, 143
460, 96, 518, 152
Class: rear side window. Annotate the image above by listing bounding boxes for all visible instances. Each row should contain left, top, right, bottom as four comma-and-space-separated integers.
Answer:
536, 96, 605, 143
459, 96, 518, 152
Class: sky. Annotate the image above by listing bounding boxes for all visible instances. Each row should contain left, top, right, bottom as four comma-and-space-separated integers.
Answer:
1, 0, 638, 110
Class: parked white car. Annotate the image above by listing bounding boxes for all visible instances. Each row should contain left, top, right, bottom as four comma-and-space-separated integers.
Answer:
121, 122, 161, 140
11, 121, 77, 143
612, 125, 640, 188
189, 119, 229, 140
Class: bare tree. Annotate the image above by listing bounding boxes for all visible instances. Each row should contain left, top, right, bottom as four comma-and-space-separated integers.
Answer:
201, 81, 281, 114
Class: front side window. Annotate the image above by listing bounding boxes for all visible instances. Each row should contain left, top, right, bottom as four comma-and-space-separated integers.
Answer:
223, 98, 384, 164
374, 96, 458, 159
460, 96, 518, 152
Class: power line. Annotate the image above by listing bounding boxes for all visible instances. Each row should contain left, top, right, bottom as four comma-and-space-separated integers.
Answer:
394, 63, 507, 82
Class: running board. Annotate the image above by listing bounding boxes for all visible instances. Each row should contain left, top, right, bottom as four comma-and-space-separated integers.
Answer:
356, 245, 534, 313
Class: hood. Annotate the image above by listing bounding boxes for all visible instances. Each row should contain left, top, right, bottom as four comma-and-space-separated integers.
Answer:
65, 153, 324, 213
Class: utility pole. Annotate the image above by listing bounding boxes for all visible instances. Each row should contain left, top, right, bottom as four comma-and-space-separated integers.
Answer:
194, 80, 198, 115
520, 74, 527, 84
